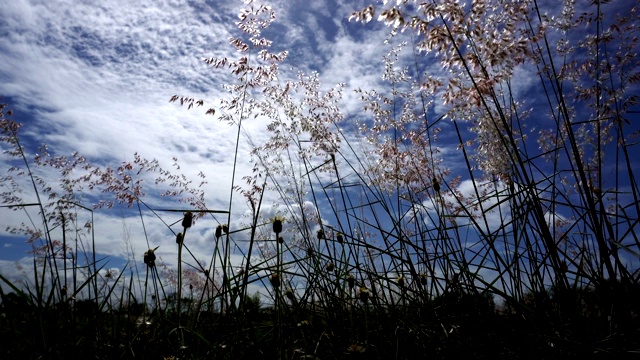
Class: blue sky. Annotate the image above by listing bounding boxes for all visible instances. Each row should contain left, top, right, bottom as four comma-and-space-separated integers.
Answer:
0, 0, 397, 295
1, 0, 639, 299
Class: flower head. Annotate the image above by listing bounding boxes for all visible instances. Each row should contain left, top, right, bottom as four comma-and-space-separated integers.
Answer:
272, 216, 284, 234
182, 211, 193, 229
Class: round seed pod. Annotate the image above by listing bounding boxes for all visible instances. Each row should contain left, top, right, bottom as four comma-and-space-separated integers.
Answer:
278, 236, 284, 244
397, 275, 405, 288
176, 232, 184, 244
215, 225, 222, 239
337, 232, 344, 243
182, 211, 193, 229
432, 177, 440, 192
222, 224, 229, 234
317, 229, 325, 240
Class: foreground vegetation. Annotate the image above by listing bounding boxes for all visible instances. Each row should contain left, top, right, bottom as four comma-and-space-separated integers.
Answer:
2, 0, 640, 358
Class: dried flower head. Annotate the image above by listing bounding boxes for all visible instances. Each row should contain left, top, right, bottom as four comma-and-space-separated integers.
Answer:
346, 274, 355, 289
278, 236, 284, 244
182, 211, 193, 228
176, 232, 184, 244
317, 229, 325, 240
326, 262, 335, 272
272, 216, 284, 234
269, 273, 281, 288
222, 224, 229, 234
420, 273, 428, 285
215, 225, 222, 239
358, 287, 370, 303
432, 177, 440, 192
285, 288, 295, 300
336, 232, 344, 243
397, 275, 405, 288
143, 247, 158, 267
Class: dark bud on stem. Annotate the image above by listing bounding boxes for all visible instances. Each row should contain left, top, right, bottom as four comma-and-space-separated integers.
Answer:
273, 218, 283, 234
269, 273, 281, 288
346, 274, 355, 290
337, 232, 344, 243
359, 287, 369, 303
144, 249, 156, 267
215, 225, 222, 239
432, 177, 440, 192
285, 288, 294, 301
182, 211, 193, 229
278, 236, 284, 244
176, 232, 184, 244
317, 229, 325, 240
222, 224, 229, 234
326, 262, 335, 272
420, 273, 428, 285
